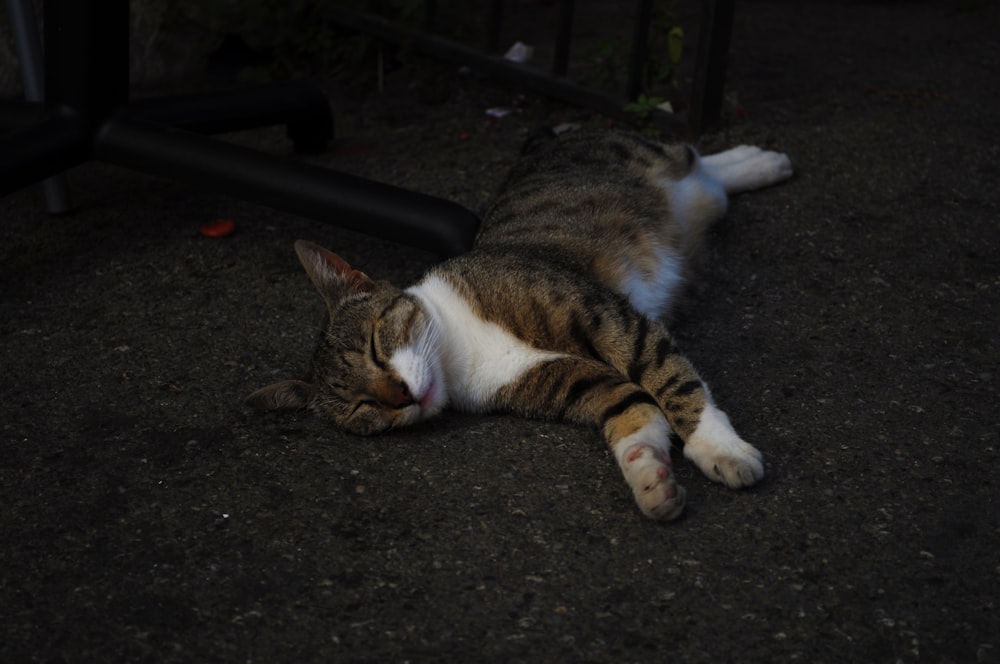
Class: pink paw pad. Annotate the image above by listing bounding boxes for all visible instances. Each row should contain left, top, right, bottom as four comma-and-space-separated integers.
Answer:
625, 444, 653, 463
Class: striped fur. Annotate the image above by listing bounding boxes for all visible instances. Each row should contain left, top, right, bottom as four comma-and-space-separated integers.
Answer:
248, 129, 792, 520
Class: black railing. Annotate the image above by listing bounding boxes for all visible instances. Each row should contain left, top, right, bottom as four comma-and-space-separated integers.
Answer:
327, 0, 734, 136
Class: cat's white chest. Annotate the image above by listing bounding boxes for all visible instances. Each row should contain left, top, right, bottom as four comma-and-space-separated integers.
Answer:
407, 275, 562, 411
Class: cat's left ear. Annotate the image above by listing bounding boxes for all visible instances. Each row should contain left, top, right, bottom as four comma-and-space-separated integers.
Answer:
245, 379, 316, 412
294, 240, 374, 306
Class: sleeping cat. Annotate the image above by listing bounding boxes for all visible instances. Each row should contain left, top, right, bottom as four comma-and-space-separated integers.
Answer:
247, 128, 793, 520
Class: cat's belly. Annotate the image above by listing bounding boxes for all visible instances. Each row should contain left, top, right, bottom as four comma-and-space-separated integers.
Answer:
408, 275, 563, 411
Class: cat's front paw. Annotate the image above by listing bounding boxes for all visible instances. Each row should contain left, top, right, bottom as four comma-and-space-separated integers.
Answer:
686, 438, 764, 488
622, 444, 686, 520
684, 404, 765, 489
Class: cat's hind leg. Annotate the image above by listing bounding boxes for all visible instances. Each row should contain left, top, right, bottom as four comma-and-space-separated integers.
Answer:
700, 145, 793, 194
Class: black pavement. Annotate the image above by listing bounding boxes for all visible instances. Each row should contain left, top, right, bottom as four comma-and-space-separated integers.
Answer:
2, 1, 998, 661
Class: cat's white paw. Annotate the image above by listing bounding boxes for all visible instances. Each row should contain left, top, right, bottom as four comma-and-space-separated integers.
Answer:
684, 403, 765, 488
620, 443, 686, 520
702, 144, 763, 167
750, 149, 794, 187
686, 438, 764, 488
701, 145, 793, 194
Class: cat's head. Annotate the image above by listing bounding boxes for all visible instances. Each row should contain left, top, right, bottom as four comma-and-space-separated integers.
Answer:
246, 240, 446, 435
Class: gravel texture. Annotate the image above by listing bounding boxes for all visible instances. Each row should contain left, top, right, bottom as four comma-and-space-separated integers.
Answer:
2, 1, 998, 661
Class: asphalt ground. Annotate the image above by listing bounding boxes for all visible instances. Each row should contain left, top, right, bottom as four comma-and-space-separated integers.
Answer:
2, 1, 998, 661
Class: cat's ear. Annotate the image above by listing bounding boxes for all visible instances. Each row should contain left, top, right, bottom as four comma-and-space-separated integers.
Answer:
245, 379, 315, 412
294, 240, 374, 305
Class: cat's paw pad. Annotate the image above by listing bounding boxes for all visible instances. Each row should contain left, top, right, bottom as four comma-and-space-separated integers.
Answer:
622, 444, 686, 520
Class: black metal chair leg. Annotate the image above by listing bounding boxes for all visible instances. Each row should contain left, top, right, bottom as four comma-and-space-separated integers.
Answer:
5, 0, 74, 213
96, 117, 480, 257
0, 113, 89, 194
124, 82, 333, 154
2, 0, 481, 257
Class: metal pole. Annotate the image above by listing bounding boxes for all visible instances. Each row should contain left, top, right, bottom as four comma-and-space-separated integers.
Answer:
625, 0, 653, 101
485, 0, 504, 53
553, 0, 575, 77
6, 0, 73, 213
690, 0, 735, 135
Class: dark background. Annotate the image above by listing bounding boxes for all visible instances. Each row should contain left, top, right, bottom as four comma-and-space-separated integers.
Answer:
2, 0, 998, 661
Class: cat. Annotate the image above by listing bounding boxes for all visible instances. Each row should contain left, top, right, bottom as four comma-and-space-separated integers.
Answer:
247, 128, 793, 520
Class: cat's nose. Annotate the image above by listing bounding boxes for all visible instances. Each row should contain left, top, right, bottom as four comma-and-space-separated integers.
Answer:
374, 378, 416, 409
390, 382, 414, 408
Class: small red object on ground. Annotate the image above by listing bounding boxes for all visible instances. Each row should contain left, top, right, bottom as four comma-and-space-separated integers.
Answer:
200, 218, 236, 238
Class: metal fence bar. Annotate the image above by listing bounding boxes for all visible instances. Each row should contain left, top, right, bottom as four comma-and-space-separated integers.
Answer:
328, 1, 731, 135
329, 4, 632, 114
689, 0, 733, 135
552, 0, 575, 77
423, 0, 436, 32
485, 0, 503, 53
625, 0, 653, 102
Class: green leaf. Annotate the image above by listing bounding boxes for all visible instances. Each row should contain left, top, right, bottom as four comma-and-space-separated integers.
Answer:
667, 26, 684, 65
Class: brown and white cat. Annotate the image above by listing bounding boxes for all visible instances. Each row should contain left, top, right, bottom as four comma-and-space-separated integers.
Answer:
248, 128, 793, 520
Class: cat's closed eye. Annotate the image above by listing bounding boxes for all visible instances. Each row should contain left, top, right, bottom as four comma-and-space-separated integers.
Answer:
349, 399, 377, 416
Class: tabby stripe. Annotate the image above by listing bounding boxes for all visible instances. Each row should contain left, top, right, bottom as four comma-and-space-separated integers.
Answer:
654, 338, 677, 367
614, 298, 635, 327
608, 141, 631, 161
371, 295, 413, 369
539, 365, 570, 409
400, 300, 421, 333
626, 318, 652, 383
493, 182, 550, 205
599, 391, 658, 424
628, 362, 649, 384
561, 375, 615, 415
520, 200, 564, 218
655, 375, 680, 401
633, 134, 668, 157
378, 294, 407, 321
485, 211, 517, 227
673, 380, 703, 397
337, 349, 358, 370
529, 298, 555, 344
368, 327, 387, 370
630, 317, 649, 368
569, 313, 602, 360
